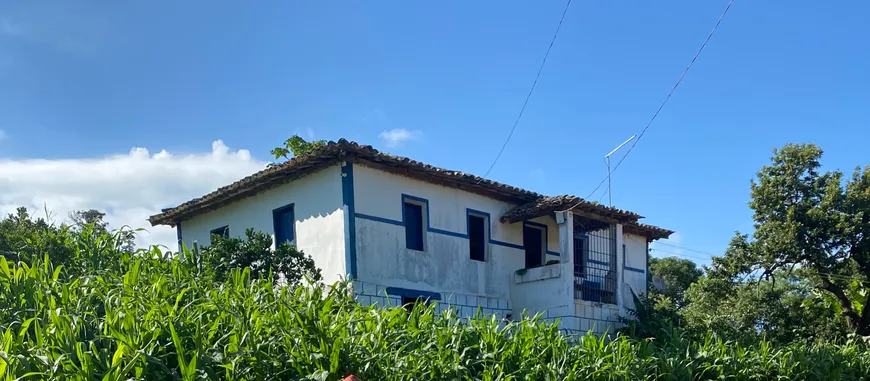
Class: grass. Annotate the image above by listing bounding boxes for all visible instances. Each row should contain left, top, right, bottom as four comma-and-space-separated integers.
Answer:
1, 232, 869, 380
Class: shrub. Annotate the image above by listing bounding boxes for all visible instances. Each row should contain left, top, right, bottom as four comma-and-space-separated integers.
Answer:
199, 228, 322, 286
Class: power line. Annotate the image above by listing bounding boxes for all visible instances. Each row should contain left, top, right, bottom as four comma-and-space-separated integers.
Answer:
649, 248, 712, 261
651, 247, 867, 283
559, 0, 735, 208
654, 242, 720, 257
479, 0, 574, 181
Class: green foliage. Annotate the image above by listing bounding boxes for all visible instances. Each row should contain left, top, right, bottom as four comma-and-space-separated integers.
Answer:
710, 144, 870, 334
200, 228, 322, 286
270, 135, 326, 162
681, 276, 848, 344
0, 207, 74, 266
621, 291, 683, 341
649, 256, 703, 307
2, 219, 870, 379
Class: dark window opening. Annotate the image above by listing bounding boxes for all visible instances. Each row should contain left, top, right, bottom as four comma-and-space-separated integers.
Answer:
573, 236, 587, 276
469, 214, 486, 261
523, 225, 544, 268
209, 226, 229, 243
404, 201, 425, 251
273, 205, 295, 246
401, 296, 426, 313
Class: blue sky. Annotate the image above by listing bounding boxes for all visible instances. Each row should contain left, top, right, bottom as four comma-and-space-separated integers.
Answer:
1, 1, 868, 261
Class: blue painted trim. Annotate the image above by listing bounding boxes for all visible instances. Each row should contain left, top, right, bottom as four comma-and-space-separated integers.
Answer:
209, 225, 228, 244
588, 259, 609, 266
272, 203, 296, 244
401, 193, 429, 251
524, 220, 558, 256
342, 162, 357, 278
491, 239, 525, 250
466, 208, 491, 261
621, 243, 646, 273
356, 213, 404, 226
466, 208, 492, 239
354, 202, 536, 253
430, 228, 467, 239
176, 221, 182, 252
385, 287, 442, 301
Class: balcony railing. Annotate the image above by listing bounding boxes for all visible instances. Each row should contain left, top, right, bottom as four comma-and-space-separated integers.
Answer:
573, 226, 617, 304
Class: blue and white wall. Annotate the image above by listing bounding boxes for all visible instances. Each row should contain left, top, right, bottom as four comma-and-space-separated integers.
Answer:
349, 163, 560, 318
177, 164, 348, 284
621, 232, 649, 311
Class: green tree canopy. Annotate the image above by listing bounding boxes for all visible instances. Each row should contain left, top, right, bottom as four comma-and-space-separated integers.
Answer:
710, 144, 870, 334
649, 256, 703, 307
200, 228, 322, 287
270, 135, 326, 163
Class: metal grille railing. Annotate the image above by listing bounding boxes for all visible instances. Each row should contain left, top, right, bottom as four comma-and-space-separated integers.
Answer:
573, 225, 617, 304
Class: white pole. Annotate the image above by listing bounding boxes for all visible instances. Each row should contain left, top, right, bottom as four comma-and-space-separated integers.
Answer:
604, 135, 636, 208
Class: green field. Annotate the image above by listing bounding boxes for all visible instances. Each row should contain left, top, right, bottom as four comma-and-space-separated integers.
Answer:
2, 228, 869, 380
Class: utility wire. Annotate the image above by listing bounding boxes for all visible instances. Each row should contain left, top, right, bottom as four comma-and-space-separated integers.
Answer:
559, 0, 735, 208
650, 248, 713, 261
651, 247, 868, 283
478, 0, 574, 182
654, 242, 720, 257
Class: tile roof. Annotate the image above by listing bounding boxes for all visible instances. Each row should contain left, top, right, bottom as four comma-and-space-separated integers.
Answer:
623, 222, 675, 241
149, 139, 541, 226
148, 138, 672, 241
500, 195, 642, 224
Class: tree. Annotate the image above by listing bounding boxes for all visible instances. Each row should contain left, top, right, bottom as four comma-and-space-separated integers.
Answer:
69, 209, 136, 252
649, 256, 703, 307
681, 274, 849, 343
200, 228, 322, 287
711, 144, 870, 335
270, 135, 326, 162
0, 207, 74, 265
69, 209, 109, 233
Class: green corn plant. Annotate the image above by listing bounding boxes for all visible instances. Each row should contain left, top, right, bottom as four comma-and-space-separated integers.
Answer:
1, 225, 869, 380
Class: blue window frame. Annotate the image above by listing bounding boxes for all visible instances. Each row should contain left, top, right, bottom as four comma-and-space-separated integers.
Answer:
209, 225, 229, 244
403, 199, 425, 251
467, 209, 490, 262
273, 204, 295, 246
523, 224, 545, 268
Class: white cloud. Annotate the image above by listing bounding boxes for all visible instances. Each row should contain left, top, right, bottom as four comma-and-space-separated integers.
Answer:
378, 128, 421, 148
0, 140, 266, 249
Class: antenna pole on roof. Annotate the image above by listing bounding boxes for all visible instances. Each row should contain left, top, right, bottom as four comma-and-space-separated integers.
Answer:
605, 135, 636, 208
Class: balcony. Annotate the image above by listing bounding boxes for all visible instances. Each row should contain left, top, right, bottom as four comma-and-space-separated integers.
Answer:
572, 226, 618, 304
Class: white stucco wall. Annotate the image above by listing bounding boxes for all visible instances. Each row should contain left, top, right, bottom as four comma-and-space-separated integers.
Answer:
623, 233, 648, 297
509, 263, 573, 318
179, 165, 347, 284
351, 163, 561, 302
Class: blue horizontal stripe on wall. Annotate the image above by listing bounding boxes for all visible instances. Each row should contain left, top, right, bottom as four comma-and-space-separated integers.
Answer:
356, 213, 404, 226
624, 266, 645, 273
430, 227, 468, 239
356, 213, 532, 250
546, 251, 560, 257
490, 239, 524, 250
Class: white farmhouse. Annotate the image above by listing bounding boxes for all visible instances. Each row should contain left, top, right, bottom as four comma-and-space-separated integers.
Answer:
149, 139, 672, 335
